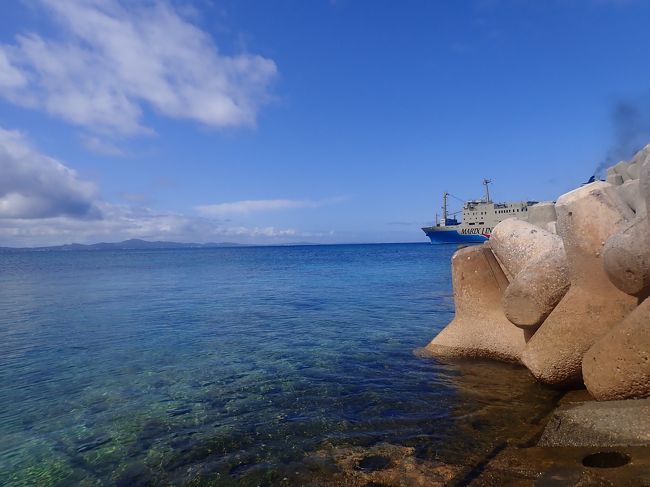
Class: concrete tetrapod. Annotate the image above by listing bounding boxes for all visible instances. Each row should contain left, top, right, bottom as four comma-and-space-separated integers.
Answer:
583, 297, 650, 401
615, 179, 646, 218
502, 249, 569, 330
424, 244, 528, 363
490, 219, 569, 330
604, 156, 650, 296
613, 161, 633, 183
521, 182, 638, 387
527, 202, 557, 231
629, 143, 650, 180
489, 219, 559, 278
603, 217, 650, 297
640, 148, 650, 216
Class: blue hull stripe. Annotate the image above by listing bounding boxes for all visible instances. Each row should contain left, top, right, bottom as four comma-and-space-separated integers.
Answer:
424, 230, 488, 244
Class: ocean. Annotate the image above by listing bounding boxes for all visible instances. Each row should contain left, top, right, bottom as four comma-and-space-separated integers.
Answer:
0, 243, 558, 486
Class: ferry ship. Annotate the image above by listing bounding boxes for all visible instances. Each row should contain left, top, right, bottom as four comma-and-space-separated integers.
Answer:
422, 179, 537, 244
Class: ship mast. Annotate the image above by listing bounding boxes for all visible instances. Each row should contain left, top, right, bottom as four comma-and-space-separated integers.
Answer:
483, 179, 492, 203
441, 192, 448, 226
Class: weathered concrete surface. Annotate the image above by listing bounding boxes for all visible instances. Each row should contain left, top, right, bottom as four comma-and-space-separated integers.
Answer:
614, 160, 633, 182
583, 298, 650, 401
616, 179, 646, 217
641, 150, 650, 217
521, 182, 637, 387
607, 170, 624, 186
538, 398, 650, 447
630, 144, 650, 180
603, 154, 650, 296
471, 393, 650, 485
502, 249, 570, 330
490, 218, 559, 278
527, 201, 557, 230
490, 220, 569, 329
425, 245, 528, 363
603, 217, 650, 297
473, 445, 650, 486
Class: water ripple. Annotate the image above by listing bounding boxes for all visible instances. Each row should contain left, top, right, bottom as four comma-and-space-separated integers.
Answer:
0, 244, 557, 486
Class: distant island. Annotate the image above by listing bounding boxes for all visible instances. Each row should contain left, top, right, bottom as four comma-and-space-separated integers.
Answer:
0, 238, 320, 252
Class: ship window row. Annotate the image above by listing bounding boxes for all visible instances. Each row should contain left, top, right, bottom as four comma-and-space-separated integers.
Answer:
496, 208, 527, 214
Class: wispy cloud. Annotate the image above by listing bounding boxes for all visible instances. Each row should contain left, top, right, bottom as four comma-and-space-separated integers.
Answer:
387, 221, 415, 226
80, 134, 126, 156
0, 0, 277, 136
0, 127, 100, 219
117, 192, 150, 204
0, 203, 310, 247
196, 197, 346, 217
0, 126, 327, 247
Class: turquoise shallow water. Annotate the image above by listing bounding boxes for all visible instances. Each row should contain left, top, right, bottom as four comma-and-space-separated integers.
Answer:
0, 243, 557, 486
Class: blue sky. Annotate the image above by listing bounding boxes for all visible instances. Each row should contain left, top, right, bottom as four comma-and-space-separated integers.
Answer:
1, 0, 650, 246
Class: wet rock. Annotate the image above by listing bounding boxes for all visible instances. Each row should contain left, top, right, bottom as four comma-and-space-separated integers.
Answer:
425, 244, 528, 363
538, 398, 650, 447
229, 461, 254, 476
355, 455, 391, 472
115, 463, 154, 487
490, 219, 570, 329
76, 436, 112, 453
582, 451, 631, 468
521, 182, 637, 387
475, 444, 650, 485
304, 443, 462, 487
168, 406, 192, 416
583, 298, 650, 401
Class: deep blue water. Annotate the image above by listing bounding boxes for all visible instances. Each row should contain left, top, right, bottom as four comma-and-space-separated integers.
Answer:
0, 243, 557, 486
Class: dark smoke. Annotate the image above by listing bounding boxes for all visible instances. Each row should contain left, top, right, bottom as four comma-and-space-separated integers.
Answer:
595, 100, 650, 178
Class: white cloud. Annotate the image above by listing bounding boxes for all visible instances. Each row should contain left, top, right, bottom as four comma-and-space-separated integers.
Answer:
0, 0, 277, 135
196, 197, 346, 217
196, 199, 317, 217
0, 49, 27, 90
0, 128, 100, 219
0, 204, 309, 247
0, 125, 326, 247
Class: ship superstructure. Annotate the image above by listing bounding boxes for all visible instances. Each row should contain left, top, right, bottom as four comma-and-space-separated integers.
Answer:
422, 179, 537, 244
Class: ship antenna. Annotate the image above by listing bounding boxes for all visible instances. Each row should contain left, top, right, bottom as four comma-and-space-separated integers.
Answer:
483, 179, 492, 203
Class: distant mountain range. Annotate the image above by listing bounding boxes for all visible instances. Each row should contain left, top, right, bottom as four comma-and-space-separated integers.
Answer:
0, 238, 260, 251
0, 239, 426, 252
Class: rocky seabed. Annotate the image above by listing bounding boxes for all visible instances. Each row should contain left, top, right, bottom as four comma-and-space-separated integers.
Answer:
426, 145, 650, 401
